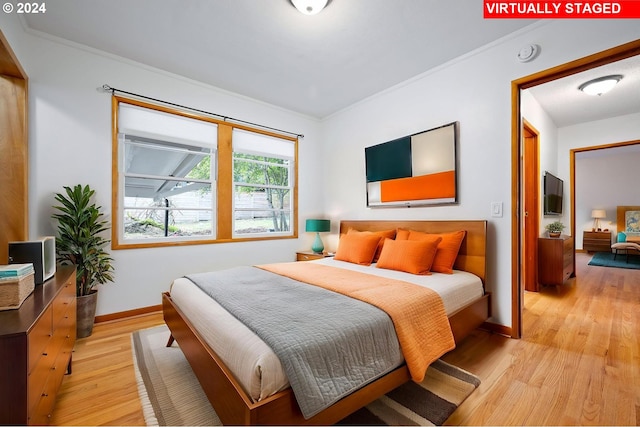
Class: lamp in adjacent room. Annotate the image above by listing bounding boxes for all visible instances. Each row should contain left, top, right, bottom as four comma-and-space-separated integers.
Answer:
591, 209, 606, 231
305, 219, 330, 253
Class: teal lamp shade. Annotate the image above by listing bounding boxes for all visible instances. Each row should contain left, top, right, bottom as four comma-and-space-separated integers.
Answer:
305, 219, 330, 254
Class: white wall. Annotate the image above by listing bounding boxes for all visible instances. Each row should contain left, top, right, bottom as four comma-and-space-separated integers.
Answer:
559, 112, 640, 248
1, 15, 325, 315
321, 20, 640, 327
575, 149, 640, 244
521, 90, 564, 231
3, 13, 640, 326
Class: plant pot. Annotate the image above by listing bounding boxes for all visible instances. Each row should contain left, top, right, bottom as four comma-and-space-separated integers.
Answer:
76, 290, 98, 338
548, 231, 561, 238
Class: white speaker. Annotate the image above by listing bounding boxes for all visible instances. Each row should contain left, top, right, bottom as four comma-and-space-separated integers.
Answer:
8, 237, 56, 285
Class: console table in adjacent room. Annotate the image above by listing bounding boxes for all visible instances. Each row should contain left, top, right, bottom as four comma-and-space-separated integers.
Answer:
583, 230, 612, 252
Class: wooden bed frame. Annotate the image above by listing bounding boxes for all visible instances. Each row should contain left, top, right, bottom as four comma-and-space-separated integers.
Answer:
162, 219, 490, 425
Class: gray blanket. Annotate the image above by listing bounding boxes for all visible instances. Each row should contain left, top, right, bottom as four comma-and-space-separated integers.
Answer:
186, 266, 403, 419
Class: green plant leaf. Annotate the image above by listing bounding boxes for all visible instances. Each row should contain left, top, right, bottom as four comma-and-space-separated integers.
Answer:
52, 184, 114, 296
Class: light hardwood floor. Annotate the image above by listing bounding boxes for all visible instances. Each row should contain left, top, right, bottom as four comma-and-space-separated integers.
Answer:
51, 313, 164, 426
52, 252, 639, 425
443, 252, 640, 426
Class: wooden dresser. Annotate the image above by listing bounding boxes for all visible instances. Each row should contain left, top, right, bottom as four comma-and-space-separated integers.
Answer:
583, 230, 612, 252
0, 265, 76, 425
538, 235, 575, 288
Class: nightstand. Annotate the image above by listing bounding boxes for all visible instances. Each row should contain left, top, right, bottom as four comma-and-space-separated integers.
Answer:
296, 251, 334, 261
583, 230, 612, 252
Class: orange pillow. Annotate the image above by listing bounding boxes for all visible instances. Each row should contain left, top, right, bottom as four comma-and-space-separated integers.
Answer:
347, 228, 397, 262
430, 231, 466, 274
406, 230, 467, 274
376, 237, 442, 275
334, 233, 382, 265
395, 228, 411, 240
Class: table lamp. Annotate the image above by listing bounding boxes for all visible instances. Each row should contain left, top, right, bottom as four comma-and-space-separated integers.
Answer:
305, 219, 330, 253
591, 209, 606, 231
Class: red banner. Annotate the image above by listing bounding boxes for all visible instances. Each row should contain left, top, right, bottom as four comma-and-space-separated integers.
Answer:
484, 1, 640, 18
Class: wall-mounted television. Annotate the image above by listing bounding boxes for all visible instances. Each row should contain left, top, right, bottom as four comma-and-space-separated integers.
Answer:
543, 171, 563, 215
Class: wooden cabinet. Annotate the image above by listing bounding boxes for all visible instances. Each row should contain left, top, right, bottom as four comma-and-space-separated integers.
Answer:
537, 235, 574, 288
0, 265, 76, 425
583, 230, 612, 252
0, 31, 29, 266
296, 251, 334, 261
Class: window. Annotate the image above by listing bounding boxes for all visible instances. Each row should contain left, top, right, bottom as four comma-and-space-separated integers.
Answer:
112, 97, 298, 249
232, 129, 294, 237
116, 101, 217, 246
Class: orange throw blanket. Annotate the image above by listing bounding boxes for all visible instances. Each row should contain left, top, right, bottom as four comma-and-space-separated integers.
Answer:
258, 262, 455, 382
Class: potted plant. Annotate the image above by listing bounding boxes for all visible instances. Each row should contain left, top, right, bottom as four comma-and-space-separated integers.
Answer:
545, 220, 566, 238
53, 184, 114, 338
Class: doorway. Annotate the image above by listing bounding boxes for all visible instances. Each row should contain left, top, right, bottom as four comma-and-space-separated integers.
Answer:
571, 141, 640, 235
511, 39, 640, 339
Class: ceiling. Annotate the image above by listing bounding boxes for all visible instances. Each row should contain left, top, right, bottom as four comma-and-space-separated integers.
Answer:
21, 1, 639, 124
22, 0, 535, 118
526, 54, 640, 128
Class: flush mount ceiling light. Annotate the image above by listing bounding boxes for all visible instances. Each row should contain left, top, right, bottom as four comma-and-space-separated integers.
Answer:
290, 0, 328, 15
578, 74, 623, 96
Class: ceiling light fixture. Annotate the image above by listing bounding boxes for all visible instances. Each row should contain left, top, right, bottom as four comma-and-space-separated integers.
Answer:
578, 74, 623, 96
290, 0, 328, 15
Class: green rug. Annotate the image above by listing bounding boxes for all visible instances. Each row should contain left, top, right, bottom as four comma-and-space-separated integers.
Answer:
132, 324, 480, 426
588, 251, 640, 269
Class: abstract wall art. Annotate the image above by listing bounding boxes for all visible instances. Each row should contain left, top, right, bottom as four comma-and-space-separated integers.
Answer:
365, 122, 458, 208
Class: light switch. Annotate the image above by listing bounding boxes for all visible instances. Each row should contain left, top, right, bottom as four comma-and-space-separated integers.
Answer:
491, 202, 503, 218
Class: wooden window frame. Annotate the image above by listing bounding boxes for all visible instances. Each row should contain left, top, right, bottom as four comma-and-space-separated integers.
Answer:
111, 96, 299, 249
231, 129, 295, 239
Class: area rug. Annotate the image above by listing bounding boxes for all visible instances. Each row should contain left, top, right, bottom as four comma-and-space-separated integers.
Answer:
588, 251, 640, 269
132, 325, 480, 426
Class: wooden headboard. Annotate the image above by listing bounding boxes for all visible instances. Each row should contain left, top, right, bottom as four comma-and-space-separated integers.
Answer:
339, 220, 487, 285
617, 206, 640, 233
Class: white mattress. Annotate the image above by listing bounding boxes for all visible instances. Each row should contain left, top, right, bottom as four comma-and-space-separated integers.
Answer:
168, 258, 484, 402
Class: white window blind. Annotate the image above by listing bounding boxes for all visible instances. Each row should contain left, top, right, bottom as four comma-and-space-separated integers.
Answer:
232, 128, 294, 159
119, 103, 217, 148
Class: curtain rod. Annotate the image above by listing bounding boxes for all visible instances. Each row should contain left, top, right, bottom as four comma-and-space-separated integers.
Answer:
102, 84, 304, 139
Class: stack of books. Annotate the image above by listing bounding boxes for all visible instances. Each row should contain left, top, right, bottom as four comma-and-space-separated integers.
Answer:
0, 263, 35, 278
0, 263, 36, 311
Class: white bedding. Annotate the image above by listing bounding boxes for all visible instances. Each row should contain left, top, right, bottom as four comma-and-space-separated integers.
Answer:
168, 258, 484, 402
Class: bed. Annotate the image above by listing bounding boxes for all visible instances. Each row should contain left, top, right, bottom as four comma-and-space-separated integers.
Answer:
162, 219, 491, 425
